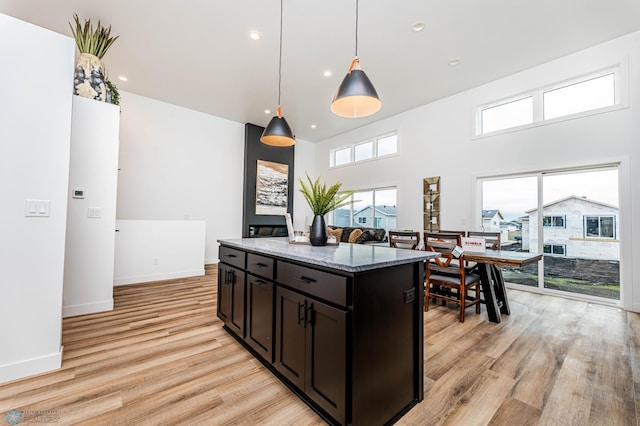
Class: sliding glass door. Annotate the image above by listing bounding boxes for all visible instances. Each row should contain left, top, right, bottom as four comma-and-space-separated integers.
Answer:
480, 166, 620, 303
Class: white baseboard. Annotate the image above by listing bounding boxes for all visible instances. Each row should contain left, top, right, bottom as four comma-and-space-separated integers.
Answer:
0, 347, 63, 384
62, 300, 114, 318
114, 268, 205, 286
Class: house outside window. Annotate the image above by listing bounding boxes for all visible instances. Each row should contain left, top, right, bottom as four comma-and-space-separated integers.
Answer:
330, 187, 397, 235
585, 216, 615, 238
543, 244, 566, 256
543, 215, 566, 227
358, 217, 367, 224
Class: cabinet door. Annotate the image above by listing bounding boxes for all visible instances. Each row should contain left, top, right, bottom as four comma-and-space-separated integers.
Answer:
228, 266, 246, 337
274, 286, 306, 390
305, 299, 347, 423
217, 263, 232, 323
246, 274, 274, 361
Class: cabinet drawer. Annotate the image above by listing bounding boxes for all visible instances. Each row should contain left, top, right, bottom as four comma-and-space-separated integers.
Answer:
277, 262, 347, 307
219, 245, 245, 269
247, 253, 274, 280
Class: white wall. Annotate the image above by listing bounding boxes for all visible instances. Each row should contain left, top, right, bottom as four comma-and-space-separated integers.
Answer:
63, 96, 120, 318
116, 91, 317, 263
313, 32, 640, 312
0, 14, 74, 382
114, 220, 206, 285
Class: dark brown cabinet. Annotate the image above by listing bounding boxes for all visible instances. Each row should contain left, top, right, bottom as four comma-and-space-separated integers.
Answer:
217, 240, 426, 425
275, 286, 346, 422
217, 262, 246, 337
246, 274, 274, 361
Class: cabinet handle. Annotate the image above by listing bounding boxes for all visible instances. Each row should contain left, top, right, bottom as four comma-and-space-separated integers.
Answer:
296, 276, 316, 284
297, 301, 306, 325
255, 279, 267, 286
256, 262, 268, 268
225, 270, 235, 285
305, 303, 313, 326
227, 254, 237, 258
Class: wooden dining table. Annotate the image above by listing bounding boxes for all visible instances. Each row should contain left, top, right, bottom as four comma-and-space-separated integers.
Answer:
462, 250, 542, 323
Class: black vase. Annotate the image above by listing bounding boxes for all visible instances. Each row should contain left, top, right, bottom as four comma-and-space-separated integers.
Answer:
309, 215, 328, 246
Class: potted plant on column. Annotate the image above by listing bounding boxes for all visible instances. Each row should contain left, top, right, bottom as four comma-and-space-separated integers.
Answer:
298, 174, 354, 246
69, 13, 119, 102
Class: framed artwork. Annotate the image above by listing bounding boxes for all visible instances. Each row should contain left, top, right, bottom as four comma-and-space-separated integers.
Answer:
256, 160, 289, 215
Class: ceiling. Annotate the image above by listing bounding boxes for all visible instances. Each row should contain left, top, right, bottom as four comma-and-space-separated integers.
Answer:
2, 1, 640, 142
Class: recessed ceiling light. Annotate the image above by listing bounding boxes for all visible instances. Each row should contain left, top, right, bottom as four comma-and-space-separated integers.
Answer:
249, 31, 260, 40
448, 58, 461, 66
310, 124, 317, 129
323, 70, 332, 77
412, 21, 425, 32
118, 76, 128, 82
264, 109, 271, 114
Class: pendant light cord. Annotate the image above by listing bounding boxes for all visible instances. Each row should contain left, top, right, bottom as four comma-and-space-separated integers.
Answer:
354, 0, 359, 58
277, 0, 283, 110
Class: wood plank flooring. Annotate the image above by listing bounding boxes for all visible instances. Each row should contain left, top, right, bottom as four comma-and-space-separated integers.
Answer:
1, 265, 638, 425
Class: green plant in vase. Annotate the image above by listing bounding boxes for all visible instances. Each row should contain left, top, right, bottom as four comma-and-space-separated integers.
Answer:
298, 174, 354, 246
69, 13, 119, 102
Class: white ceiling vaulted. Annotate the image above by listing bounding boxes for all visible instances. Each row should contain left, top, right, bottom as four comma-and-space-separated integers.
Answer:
1, 0, 639, 142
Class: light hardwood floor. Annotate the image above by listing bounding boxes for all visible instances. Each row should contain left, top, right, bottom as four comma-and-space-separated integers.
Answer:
1, 265, 638, 425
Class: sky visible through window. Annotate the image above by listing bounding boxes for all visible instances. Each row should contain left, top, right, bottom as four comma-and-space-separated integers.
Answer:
482, 169, 618, 221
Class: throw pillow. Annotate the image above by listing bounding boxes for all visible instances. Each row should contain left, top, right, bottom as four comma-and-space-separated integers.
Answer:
355, 230, 375, 244
348, 228, 363, 243
327, 227, 343, 242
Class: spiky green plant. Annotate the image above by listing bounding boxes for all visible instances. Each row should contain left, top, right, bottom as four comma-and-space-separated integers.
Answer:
298, 174, 355, 216
69, 13, 119, 59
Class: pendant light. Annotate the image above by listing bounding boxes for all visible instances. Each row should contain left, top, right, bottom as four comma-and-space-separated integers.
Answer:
330, 0, 381, 118
261, 0, 295, 147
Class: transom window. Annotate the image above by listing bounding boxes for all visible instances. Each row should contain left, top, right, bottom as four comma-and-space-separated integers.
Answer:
585, 216, 615, 238
477, 69, 618, 136
543, 215, 566, 228
331, 132, 397, 167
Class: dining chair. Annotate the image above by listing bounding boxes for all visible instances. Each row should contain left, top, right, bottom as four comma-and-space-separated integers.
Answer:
389, 231, 421, 250
423, 231, 481, 322
438, 230, 468, 237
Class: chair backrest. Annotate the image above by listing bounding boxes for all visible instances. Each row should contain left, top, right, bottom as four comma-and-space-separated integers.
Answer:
423, 232, 463, 271
389, 231, 421, 250
438, 230, 468, 237
467, 231, 501, 250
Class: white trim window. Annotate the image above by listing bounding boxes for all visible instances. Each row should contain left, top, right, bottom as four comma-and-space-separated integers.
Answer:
543, 243, 566, 256
330, 132, 397, 167
584, 215, 615, 239
543, 215, 566, 228
476, 67, 621, 136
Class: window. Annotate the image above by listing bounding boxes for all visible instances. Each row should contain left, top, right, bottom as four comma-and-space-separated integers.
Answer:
477, 68, 619, 136
331, 132, 397, 167
481, 97, 533, 134
543, 215, 565, 228
544, 73, 615, 120
543, 244, 566, 256
330, 187, 397, 235
335, 147, 351, 166
585, 216, 615, 238
354, 141, 373, 162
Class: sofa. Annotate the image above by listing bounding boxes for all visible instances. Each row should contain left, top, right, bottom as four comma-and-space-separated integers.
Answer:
327, 225, 387, 244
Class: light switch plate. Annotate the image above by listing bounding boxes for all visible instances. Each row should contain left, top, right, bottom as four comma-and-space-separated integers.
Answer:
25, 200, 50, 217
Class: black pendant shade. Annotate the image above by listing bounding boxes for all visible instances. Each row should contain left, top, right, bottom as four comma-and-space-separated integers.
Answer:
331, 0, 381, 118
261, 110, 295, 147
260, 0, 295, 147
331, 65, 381, 118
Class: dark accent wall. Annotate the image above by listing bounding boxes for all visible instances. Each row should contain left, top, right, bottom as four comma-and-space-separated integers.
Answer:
242, 123, 295, 238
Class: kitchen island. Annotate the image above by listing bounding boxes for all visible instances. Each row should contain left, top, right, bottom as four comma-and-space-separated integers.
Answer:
217, 238, 436, 425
